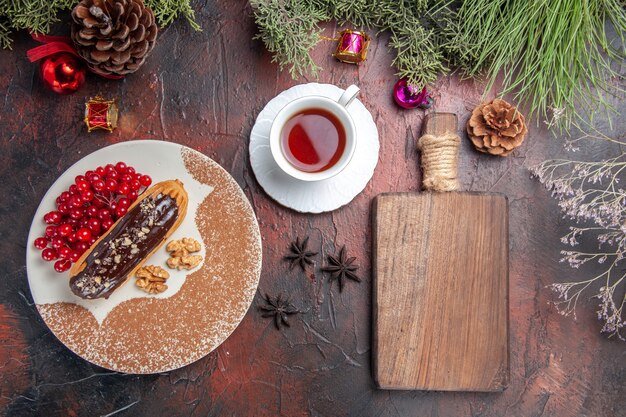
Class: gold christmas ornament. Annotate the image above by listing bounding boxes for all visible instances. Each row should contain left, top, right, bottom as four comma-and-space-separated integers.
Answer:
333, 29, 370, 64
467, 98, 527, 156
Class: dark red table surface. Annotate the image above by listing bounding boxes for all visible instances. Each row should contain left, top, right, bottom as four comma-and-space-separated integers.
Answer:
0, 2, 624, 416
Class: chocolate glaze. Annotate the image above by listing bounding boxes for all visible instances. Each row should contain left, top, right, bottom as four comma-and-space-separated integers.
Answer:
70, 193, 179, 299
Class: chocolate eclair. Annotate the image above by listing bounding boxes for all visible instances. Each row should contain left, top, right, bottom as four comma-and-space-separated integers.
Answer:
69, 180, 188, 299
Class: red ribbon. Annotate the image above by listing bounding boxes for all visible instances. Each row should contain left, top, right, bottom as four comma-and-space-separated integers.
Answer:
27, 33, 123, 80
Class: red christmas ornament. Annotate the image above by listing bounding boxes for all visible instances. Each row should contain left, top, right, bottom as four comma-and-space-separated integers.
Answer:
85, 96, 118, 132
27, 33, 123, 95
40, 53, 86, 94
393, 79, 434, 109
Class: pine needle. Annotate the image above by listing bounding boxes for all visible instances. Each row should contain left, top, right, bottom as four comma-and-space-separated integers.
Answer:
451, 0, 626, 128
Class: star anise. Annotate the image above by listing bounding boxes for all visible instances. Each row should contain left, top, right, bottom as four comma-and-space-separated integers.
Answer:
322, 246, 361, 292
284, 236, 318, 272
258, 293, 299, 330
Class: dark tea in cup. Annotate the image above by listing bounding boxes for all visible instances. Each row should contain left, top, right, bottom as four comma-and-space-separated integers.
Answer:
269, 85, 359, 182
280, 108, 346, 173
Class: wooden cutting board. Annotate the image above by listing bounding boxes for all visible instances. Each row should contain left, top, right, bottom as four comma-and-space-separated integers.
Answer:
372, 114, 509, 391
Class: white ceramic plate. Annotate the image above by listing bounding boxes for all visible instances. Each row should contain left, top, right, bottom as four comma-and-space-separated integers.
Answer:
26, 140, 262, 373
250, 83, 379, 213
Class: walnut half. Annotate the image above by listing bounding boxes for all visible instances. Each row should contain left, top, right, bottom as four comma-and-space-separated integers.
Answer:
135, 265, 170, 294
167, 254, 203, 270
166, 237, 203, 270
166, 237, 201, 257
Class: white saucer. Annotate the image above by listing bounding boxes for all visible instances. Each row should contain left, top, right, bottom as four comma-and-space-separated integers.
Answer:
249, 83, 379, 213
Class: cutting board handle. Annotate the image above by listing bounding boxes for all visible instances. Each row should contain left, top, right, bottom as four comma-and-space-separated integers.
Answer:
417, 113, 460, 192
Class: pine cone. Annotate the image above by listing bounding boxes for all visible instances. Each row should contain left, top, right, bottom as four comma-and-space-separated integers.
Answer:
71, 0, 158, 76
466, 99, 528, 156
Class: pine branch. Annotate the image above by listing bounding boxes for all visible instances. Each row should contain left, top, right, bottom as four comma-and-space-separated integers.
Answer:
146, 0, 201, 31
0, 19, 11, 49
250, 0, 329, 79
452, 0, 626, 128
250, 0, 460, 89
371, 0, 452, 88
327, 0, 373, 28
250, 0, 625, 127
0, 0, 201, 48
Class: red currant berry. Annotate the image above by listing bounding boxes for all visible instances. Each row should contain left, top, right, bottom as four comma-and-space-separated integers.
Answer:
87, 218, 101, 233
92, 198, 105, 208
98, 208, 111, 220
69, 184, 80, 195
43, 211, 53, 224
77, 227, 92, 242
70, 251, 81, 262
128, 191, 138, 201
69, 195, 83, 208
115, 206, 128, 218
133, 172, 142, 181
70, 207, 84, 220
86, 206, 98, 217
87, 173, 102, 183
92, 179, 106, 192
42, 248, 58, 261
81, 189, 94, 202
78, 217, 89, 228
139, 175, 152, 187
115, 161, 127, 173
57, 203, 70, 214
67, 218, 79, 227
129, 179, 141, 191
117, 182, 131, 195
34, 237, 48, 249
57, 224, 73, 237
117, 197, 130, 209
121, 174, 133, 183
51, 237, 65, 250
96, 166, 106, 176
76, 242, 89, 253
67, 232, 78, 243
54, 259, 71, 273
44, 211, 62, 225
58, 246, 72, 260
76, 180, 90, 192
109, 201, 118, 212
105, 179, 118, 192
88, 236, 97, 245
105, 164, 116, 175
125, 166, 136, 176
45, 225, 57, 238
106, 169, 119, 181
101, 218, 114, 230
80, 173, 90, 182
60, 191, 71, 202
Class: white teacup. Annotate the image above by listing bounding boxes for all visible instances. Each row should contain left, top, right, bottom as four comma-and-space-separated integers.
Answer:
269, 85, 360, 182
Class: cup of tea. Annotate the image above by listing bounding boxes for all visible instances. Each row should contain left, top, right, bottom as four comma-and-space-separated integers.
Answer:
269, 85, 360, 181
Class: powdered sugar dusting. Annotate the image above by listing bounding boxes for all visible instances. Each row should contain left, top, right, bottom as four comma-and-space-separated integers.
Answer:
36, 147, 262, 374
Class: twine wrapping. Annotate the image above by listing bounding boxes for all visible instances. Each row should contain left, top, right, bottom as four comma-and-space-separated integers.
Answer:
417, 132, 460, 192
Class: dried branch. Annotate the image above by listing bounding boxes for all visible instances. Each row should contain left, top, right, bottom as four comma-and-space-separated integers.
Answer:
531, 121, 626, 340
